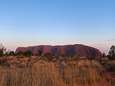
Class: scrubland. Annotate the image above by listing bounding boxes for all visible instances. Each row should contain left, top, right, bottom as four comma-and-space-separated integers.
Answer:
0, 56, 114, 86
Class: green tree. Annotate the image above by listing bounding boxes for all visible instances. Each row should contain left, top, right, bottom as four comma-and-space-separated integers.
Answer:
5, 49, 15, 56
8, 51, 15, 56
16, 50, 32, 57
24, 50, 32, 57
108, 45, 115, 60
0, 43, 6, 57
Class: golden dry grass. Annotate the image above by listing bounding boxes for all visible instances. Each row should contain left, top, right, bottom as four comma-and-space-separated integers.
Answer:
0, 58, 113, 86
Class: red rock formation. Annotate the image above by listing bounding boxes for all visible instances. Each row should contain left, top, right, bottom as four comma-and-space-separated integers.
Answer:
16, 44, 102, 58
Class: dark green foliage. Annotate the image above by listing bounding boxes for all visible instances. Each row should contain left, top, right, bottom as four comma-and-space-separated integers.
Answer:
24, 50, 32, 57
0, 43, 6, 57
108, 45, 115, 60
5, 51, 15, 56
9, 51, 15, 56
0, 49, 4, 57
16, 51, 32, 57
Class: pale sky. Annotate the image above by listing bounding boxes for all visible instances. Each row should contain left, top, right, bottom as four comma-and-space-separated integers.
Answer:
0, 0, 115, 53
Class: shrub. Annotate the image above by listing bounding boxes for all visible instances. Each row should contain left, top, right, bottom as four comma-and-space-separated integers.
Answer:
5, 51, 15, 56
23, 50, 32, 57
43, 53, 53, 61
0, 43, 6, 57
108, 45, 115, 60
16, 51, 32, 57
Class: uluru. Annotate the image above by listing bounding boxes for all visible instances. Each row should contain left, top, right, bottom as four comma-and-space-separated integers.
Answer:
16, 44, 102, 58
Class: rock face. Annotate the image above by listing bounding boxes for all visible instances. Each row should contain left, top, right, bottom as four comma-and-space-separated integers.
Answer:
16, 44, 102, 58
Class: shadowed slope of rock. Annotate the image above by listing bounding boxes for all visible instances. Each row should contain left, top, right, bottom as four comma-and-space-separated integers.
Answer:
16, 44, 102, 58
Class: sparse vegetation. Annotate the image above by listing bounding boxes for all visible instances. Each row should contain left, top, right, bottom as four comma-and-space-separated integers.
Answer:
0, 44, 114, 86
23, 50, 32, 57
15, 51, 32, 57
0, 43, 6, 57
0, 57, 114, 86
5, 51, 15, 56
108, 45, 115, 60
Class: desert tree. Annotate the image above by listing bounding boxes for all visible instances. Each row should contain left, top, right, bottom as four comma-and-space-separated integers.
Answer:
0, 43, 6, 57
16, 50, 32, 57
24, 50, 32, 57
4, 49, 15, 56
108, 45, 115, 60
8, 51, 15, 56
